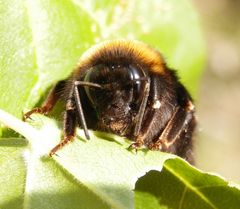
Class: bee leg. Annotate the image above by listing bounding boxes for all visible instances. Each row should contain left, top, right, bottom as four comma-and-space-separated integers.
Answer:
50, 99, 76, 156
23, 80, 66, 121
50, 80, 96, 156
149, 105, 196, 164
128, 77, 150, 151
129, 76, 154, 151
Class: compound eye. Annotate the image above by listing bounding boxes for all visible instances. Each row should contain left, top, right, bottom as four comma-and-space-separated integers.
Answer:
127, 65, 147, 104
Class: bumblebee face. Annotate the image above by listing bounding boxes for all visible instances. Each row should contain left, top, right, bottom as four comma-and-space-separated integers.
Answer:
83, 63, 146, 134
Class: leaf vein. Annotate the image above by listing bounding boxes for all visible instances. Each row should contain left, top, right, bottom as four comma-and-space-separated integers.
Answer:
178, 186, 187, 209
164, 163, 218, 209
24, 0, 43, 108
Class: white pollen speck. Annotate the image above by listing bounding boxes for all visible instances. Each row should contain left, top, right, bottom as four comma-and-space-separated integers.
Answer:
153, 100, 161, 109
188, 101, 195, 111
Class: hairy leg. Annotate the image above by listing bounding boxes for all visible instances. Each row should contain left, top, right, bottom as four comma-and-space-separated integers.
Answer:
23, 80, 65, 120
149, 104, 195, 164
49, 107, 76, 156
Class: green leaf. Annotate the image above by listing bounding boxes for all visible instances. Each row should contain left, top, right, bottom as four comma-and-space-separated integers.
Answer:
0, 110, 240, 209
0, 137, 110, 209
0, 110, 172, 209
136, 159, 240, 209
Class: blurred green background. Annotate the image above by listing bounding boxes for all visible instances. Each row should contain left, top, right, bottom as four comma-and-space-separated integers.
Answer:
193, 0, 240, 181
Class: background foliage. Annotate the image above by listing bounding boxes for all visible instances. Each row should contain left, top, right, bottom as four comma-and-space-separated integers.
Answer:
193, 0, 240, 180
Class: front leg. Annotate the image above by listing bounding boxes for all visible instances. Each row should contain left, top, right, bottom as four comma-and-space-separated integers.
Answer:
50, 80, 99, 156
129, 76, 169, 150
149, 103, 196, 164
50, 99, 77, 156
23, 80, 66, 120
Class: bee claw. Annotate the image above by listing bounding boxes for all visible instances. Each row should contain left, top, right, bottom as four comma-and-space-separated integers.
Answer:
28, 116, 33, 121
128, 142, 142, 153
53, 152, 59, 157
22, 114, 33, 122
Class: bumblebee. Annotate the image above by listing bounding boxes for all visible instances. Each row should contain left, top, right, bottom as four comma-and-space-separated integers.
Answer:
23, 40, 196, 163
